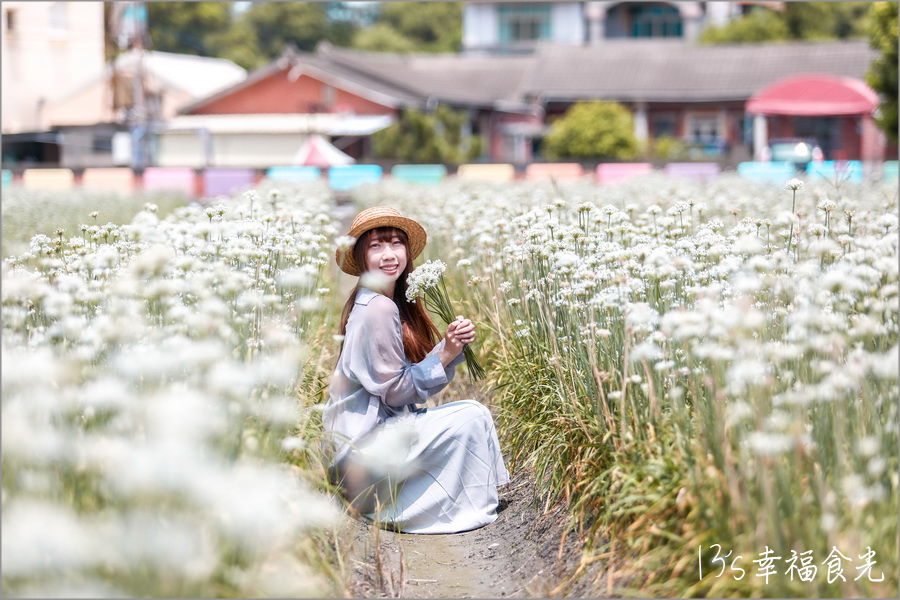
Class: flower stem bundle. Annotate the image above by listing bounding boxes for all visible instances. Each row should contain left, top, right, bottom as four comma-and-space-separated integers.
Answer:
406, 260, 485, 380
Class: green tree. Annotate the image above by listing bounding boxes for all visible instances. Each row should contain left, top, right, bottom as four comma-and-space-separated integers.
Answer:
782, 2, 873, 39
242, 2, 331, 58
146, 2, 232, 56
866, 2, 899, 145
354, 2, 462, 53
542, 102, 638, 160
700, 2, 874, 45
698, 8, 789, 43
353, 22, 417, 53
373, 105, 482, 163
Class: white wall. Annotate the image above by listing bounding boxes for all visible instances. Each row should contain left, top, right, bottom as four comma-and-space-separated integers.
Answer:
157, 132, 309, 168
463, 3, 499, 51
1, 2, 106, 133
551, 2, 585, 45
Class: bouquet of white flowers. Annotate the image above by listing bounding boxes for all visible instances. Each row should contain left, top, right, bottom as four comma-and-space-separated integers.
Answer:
406, 260, 485, 380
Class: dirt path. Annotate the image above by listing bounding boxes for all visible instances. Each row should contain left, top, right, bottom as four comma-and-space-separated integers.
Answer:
345, 471, 609, 598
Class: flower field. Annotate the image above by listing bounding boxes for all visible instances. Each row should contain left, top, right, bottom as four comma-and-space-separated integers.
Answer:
2, 171, 897, 598
359, 173, 898, 597
2, 182, 349, 597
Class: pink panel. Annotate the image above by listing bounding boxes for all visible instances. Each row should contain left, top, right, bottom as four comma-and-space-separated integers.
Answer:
525, 163, 585, 181
595, 163, 654, 184
664, 162, 721, 180
142, 167, 196, 196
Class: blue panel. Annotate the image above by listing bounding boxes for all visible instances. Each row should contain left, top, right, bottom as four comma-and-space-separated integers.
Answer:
806, 160, 863, 183
883, 161, 898, 182
391, 164, 447, 185
737, 161, 797, 184
266, 165, 321, 182
1, 169, 12, 186
327, 165, 383, 191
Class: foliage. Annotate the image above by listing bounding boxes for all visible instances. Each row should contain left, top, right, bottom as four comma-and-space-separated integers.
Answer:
698, 8, 789, 43
542, 102, 639, 160
146, 1, 462, 70
650, 135, 690, 161
352, 21, 417, 53
866, 2, 899, 145
241, 2, 343, 60
700, 2, 873, 44
370, 2, 462, 53
373, 105, 483, 163
146, 2, 233, 56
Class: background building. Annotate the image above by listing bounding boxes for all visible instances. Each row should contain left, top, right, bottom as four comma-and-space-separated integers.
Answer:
1, 1, 106, 164
462, 1, 784, 54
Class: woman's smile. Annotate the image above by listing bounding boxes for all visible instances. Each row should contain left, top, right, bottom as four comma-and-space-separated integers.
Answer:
365, 234, 408, 295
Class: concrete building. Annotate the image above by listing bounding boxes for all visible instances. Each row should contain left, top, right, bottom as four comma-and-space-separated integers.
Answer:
1, 1, 106, 164
462, 1, 785, 54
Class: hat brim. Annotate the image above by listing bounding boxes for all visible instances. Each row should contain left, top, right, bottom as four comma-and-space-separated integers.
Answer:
336, 214, 426, 276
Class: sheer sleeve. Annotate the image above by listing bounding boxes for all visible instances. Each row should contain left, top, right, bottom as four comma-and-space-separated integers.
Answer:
346, 294, 457, 407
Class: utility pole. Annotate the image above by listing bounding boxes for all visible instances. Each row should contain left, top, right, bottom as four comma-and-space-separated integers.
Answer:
117, 1, 149, 170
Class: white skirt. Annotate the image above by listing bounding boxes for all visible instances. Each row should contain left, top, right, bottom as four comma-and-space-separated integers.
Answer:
340, 400, 510, 534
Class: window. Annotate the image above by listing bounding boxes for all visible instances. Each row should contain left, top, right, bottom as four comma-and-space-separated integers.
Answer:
605, 2, 682, 38
498, 3, 552, 44
92, 134, 113, 154
50, 2, 67, 32
5, 8, 16, 33
651, 113, 677, 138
322, 84, 336, 108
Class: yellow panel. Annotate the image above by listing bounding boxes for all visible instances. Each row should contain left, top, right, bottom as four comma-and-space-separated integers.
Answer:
22, 168, 75, 191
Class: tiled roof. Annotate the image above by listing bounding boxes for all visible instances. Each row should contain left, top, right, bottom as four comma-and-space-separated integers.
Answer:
184, 39, 880, 114
516, 39, 879, 102
317, 44, 533, 108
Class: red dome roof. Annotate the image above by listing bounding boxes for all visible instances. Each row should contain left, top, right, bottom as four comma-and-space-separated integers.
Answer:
746, 74, 879, 116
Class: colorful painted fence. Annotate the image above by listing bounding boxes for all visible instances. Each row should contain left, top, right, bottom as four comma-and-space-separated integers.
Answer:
142, 167, 196, 196
81, 168, 136, 195
5, 160, 899, 199
327, 165, 383, 191
595, 163, 654, 185
525, 163, 585, 181
664, 162, 721, 180
806, 160, 863, 184
202, 168, 256, 198
456, 163, 516, 182
391, 164, 447, 185
265, 166, 322, 183
22, 168, 75, 191
737, 162, 798, 184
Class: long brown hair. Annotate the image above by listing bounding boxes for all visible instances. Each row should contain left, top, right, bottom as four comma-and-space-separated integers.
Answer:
339, 227, 440, 363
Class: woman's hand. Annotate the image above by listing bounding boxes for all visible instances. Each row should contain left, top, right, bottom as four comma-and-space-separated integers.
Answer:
438, 316, 475, 367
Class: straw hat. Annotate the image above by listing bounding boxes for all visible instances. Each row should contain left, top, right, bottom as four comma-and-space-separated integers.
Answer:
335, 206, 427, 276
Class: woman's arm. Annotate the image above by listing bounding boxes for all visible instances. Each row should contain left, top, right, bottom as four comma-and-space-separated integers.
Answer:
347, 295, 450, 407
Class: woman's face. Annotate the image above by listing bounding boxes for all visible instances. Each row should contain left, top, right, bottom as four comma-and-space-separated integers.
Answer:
364, 229, 408, 292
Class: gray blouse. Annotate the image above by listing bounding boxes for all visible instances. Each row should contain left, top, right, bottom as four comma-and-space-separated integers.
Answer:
322, 287, 466, 464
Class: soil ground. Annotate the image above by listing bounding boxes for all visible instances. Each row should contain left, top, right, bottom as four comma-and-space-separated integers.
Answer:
341, 469, 610, 599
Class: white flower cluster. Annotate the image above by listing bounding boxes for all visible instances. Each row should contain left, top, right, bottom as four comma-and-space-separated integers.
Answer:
405, 259, 447, 302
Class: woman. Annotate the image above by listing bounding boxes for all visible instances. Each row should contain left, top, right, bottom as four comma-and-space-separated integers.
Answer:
323, 206, 509, 534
